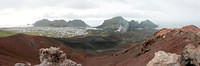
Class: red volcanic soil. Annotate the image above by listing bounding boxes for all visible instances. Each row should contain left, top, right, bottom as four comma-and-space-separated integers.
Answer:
1, 25, 200, 66
83, 25, 200, 66
181, 25, 200, 33
0, 34, 84, 66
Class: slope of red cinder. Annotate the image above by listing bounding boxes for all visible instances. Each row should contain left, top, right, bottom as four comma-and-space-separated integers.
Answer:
181, 25, 200, 33
83, 25, 200, 66
0, 34, 84, 66
1, 25, 199, 66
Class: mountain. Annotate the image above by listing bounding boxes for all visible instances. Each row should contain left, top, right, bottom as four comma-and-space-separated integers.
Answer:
50, 20, 68, 27
33, 19, 89, 27
33, 19, 68, 27
66, 20, 90, 27
0, 34, 84, 66
97, 16, 158, 32
127, 20, 140, 31
128, 19, 158, 31
97, 16, 129, 32
33, 19, 52, 27
139, 20, 158, 29
83, 25, 200, 66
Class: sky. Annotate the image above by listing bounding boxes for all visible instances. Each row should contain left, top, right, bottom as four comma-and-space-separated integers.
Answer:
0, 0, 200, 28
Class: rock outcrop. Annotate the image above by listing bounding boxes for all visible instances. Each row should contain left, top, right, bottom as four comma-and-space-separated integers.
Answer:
147, 43, 200, 66
182, 44, 200, 66
35, 47, 81, 66
15, 47, 81, 66
147, 51, 181, 66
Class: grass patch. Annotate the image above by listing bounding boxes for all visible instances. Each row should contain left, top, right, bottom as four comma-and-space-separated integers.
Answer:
0, 30, 17, 37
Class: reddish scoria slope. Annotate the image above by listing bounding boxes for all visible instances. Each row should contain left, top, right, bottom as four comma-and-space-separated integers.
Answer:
83, 25, 200, 66
0, 34, 84, 66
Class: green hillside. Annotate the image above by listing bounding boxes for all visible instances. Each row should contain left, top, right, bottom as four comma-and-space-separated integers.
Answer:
0, 30, 17, 37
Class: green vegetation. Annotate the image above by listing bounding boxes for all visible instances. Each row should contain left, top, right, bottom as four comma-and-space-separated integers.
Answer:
88, 29, 157, 42
0, 30, 17, 37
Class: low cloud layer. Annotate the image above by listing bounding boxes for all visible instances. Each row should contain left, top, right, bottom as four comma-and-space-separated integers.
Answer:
0, 0, 199, 27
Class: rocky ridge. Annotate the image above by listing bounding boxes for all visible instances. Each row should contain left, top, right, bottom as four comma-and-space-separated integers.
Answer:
83, 25, 200, 66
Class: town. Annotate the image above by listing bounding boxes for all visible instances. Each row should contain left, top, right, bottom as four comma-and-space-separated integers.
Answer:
0, 27, 89, 38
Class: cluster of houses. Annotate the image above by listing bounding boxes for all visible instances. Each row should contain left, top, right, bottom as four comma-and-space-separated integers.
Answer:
2, 27, 89, 38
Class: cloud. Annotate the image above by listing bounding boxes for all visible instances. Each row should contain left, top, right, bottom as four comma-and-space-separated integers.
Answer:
0, 0, 199, 27
0, 0, 98, 9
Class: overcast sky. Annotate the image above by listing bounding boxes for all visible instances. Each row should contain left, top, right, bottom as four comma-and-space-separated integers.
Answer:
0, 0, 200, 28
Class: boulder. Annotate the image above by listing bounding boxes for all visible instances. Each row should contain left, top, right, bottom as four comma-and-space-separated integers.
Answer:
182, 44, 200, 66
147, 51, 181, 66
35, 47, 81, 66
15, 47, 81, 66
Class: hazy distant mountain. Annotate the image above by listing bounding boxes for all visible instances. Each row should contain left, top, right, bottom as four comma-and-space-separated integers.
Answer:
50, 20, 68, 27
33, 19, 89, 27
33, 19, 68, 27
139, 20, 158, 29
97, 16, 129, 32
33, 19, 52, 27
127, 20, 158, 31
97, 16, 158, 32
127, 20, 140, 31
66, 20, 90, 27
33, 17, 158, 29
